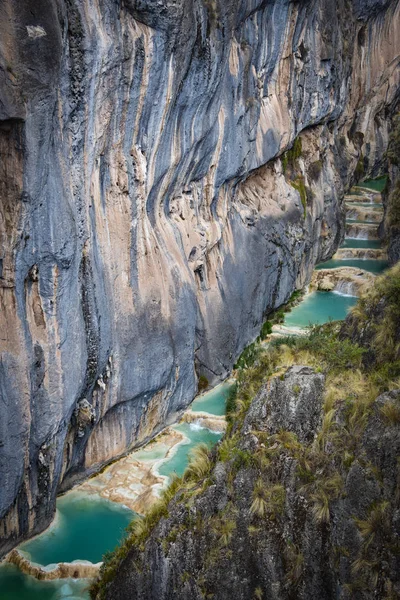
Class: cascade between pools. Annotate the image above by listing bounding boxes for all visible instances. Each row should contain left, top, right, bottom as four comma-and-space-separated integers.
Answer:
0, 179, 388, 600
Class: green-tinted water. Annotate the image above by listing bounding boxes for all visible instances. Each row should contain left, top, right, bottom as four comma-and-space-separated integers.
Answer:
315, 259, 388, 274
360, 177, 387, 192
284, 291, 357, 329
341, 239, 382, 249
190, 381, 235, 416
157, 423, 222, 480
21, 493, 134, 566
0, 564, 90, 600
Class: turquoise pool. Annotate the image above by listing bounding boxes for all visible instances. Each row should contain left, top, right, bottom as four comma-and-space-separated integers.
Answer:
284, 291, 357, 329
190, 381, 235, 416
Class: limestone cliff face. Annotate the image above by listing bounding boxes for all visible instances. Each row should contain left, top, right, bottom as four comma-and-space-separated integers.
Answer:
0, 0, 399, 554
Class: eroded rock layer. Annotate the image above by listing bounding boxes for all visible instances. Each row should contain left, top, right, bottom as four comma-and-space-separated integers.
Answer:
0, 0, 399, 553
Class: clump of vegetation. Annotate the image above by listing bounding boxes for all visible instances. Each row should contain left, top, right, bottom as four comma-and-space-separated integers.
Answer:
203, 0, 218, 30
184, 443, 212, 480
280, 136, 310, 217
290, 176, 307, 217
234, 340, 264, 370
380, 398, 400, 425
355, 155, 365, 181
260, 320, 273, 339
250, 479, 285, 519
198, 374, 209, 393
281, 137, 302, 173
344, 262, 400, 377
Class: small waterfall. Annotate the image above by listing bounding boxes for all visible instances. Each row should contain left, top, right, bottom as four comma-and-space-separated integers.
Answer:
333, 280, 358, 297
345, 223, 378, 240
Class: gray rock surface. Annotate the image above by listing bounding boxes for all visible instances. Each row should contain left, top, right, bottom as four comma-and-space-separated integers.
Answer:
0, 0, 399, 553
243, 365, 325, 443
99, 371, 400, 600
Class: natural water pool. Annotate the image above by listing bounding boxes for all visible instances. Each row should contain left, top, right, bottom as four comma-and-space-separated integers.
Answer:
284, 291, 357, 330
157, 423, 222, 480
359, 177, 387, 192
341, 238, 382, 249
0, 565, 90, 600
20, 492, 134, 566
315, 259, 388, 274
190, 381, 235, 416
0, 424, 222, 600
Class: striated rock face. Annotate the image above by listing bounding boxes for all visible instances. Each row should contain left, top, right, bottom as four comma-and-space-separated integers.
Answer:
0, 0, 399, 554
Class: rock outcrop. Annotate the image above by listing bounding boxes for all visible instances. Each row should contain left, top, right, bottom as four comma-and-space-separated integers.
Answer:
0, 0, 399, 554
5, 549, 100, 581
381, 114, 400, 264
94, 365, 400, 600
311, 266, 375, 296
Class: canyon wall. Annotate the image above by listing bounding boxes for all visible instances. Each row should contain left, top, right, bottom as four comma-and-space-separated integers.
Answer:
0, 0, 399, 554
381, 113, 400, 264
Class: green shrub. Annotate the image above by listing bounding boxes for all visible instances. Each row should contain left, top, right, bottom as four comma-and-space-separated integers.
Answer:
234, 341, 263, 369
198, 374, 209, 393
225, 383, 238, 416
355, 156, 365, 181
281, 136, 302, 173
260, 320, 273, 339
291, 177, 307, 218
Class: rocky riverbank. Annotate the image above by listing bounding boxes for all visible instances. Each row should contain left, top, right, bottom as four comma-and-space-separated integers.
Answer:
92, 264, 400, 600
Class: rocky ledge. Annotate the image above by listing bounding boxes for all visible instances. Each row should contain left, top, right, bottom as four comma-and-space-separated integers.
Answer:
311, 266, 375, 296
333, 248, 387, 260
6, 549, 100, 581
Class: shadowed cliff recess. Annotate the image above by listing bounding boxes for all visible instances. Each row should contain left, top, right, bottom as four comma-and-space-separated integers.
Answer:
0, 0, 399, 556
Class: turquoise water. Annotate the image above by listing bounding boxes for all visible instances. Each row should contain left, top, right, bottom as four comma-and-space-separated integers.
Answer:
284, 291, 357, 329
341, 238, 382, 249
360, 177, 387, 192
158, 423, 222, 479
21, 493, 134, 566
0, 565, 89, 600
316, 259, 388, 274
191, 381, 235, 416
0, 423, 221, 600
